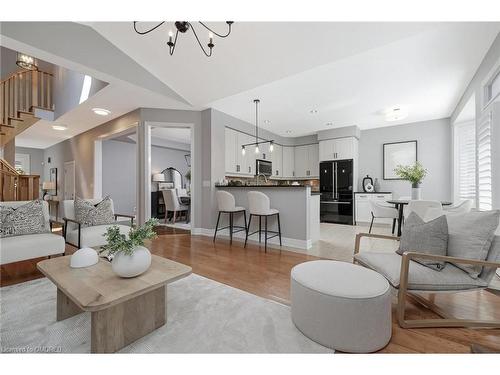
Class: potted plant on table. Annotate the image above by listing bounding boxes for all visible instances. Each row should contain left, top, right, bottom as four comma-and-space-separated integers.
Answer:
101, 218, 158, 278
394, 162, 427, 200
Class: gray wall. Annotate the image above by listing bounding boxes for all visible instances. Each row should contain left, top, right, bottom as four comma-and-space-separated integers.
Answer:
102, 140, 137, 215
358, 118, 452, 201
101, 139, 192, 214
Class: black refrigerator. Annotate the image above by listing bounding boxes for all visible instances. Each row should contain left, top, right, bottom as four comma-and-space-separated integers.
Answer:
320, 159, 354, 225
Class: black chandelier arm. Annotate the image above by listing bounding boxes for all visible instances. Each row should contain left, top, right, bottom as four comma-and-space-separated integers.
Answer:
198, 21, 233, 38
133, 21, 165, 35
241, 140, 274, 148
188, 22, 213, 57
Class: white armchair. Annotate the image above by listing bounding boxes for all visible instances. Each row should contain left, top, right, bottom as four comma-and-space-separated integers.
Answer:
62, 198, 134, 248
0, 201, 65, 265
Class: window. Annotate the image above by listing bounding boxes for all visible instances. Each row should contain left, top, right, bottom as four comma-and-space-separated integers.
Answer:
484, 65, 500, 106
453, 122, 476, 205
477, 113, 492, 211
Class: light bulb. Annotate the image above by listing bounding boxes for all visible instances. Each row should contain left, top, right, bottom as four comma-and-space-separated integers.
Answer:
269, 143, 274, 152
255, 146, 259, 154
241, 147, 246, 156
168, 30, 173, 37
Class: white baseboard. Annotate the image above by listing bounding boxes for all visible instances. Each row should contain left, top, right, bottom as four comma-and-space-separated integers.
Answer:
191, 227, 311, 251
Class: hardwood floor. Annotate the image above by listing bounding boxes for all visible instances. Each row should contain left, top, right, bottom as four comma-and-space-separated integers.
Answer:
2, 226, 499, 353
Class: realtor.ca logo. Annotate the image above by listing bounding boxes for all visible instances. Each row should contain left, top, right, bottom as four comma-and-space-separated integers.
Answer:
2, 346, 62, 353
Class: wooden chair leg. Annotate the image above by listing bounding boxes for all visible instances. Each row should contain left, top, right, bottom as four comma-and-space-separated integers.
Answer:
173, 211, 177, 224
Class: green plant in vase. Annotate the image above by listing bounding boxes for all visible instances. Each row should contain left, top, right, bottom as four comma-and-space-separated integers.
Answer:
101, 218, 159, 278
394, 162, 427, 200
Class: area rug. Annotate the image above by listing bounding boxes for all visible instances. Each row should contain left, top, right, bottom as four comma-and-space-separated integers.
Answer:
0, 274, 333, 353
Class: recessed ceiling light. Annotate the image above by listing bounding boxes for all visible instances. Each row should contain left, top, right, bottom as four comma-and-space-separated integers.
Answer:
52, 124, 68, 131
92, 108, 111, 116
384, 106, 408, 122
326, 122, 333, 126
285, 130, 292, 134
309, 109, 318, 114
264, 120, 271, 124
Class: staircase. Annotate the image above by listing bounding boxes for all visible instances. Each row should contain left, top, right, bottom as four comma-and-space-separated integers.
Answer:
0, 69, 54, 147
0, 158, 40, 201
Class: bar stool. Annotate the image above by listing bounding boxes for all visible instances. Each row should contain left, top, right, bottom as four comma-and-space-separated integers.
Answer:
213, 191, 247, 244
245, 191, 282, 252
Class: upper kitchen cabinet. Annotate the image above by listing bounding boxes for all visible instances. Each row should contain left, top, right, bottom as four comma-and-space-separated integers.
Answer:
282, 146, 295, 178
319, 137, 358, 161
225, 128, 255, 176
270, 144, 283, 178
294, 144, 319, 178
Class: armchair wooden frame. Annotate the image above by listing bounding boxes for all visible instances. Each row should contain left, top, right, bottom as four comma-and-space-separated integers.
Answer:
354, 232, 500, 329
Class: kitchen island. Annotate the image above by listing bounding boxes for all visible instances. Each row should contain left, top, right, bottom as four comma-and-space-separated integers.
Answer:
215, 185, 320, 251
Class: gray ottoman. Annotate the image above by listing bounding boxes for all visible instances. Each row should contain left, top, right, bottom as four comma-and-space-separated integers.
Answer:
291, 260, 391, 353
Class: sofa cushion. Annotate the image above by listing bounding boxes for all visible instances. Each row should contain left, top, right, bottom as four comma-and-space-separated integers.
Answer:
74, 196, 115, 228
0, 200, 50, 238
0, 233, 65, 265
446, 210, 500, 279
354, 252, 488, 291
396, 212, 448, 271
66, 224, 130, 248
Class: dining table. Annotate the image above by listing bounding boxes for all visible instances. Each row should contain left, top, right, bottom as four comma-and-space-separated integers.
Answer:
387, 199, 453, 237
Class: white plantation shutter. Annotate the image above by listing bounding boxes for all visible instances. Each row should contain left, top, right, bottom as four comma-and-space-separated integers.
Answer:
454, 122, 476, 204
477, 112, 492, 211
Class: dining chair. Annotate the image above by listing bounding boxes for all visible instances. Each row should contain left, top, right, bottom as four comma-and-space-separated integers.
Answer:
368, 200, 399, 234
162, 189, 189, 223
405, 200, 442, 220
444, 199, 472, 214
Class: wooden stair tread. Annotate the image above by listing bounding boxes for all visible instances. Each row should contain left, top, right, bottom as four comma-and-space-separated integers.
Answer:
8, 116, 24, 122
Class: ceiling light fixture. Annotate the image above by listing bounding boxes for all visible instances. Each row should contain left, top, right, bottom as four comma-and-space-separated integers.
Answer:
52, 124, 68, 131
326, 122, 333, 126
310, 109, 318, 114
133, 21, 234, 57
92, 108, 111, 116
384, 106, 408, 122
264, 120, 271, 124
241, 99, 274, 156
286, 130, 292, 134
16, 52, 38, 71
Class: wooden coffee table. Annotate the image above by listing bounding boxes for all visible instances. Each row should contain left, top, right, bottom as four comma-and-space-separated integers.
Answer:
37, 254, 191, 353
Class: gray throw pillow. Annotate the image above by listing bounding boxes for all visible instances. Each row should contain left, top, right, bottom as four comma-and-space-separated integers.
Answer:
396, 212, 448, 271
0, 200, 50, 238
446, 210, 500, 279
74, 196, 115, 228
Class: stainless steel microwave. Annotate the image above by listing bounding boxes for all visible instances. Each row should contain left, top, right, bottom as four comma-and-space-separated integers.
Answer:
256, 159, 272, 176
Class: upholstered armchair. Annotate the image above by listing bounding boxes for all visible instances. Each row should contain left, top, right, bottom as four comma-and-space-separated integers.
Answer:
62, 198, 134, 248
353, 233, 500, 329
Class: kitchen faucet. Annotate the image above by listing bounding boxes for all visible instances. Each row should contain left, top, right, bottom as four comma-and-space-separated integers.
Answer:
257, 173, 268, 184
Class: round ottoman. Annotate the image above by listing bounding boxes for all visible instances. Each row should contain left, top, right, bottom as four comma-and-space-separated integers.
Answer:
291, 260, 391, 353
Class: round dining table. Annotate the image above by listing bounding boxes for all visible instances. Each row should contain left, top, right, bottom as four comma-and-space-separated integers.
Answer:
387, 200, 452, 237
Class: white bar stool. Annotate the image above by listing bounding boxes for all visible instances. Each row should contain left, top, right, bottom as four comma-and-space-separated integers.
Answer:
245, 191, 282, 252
213, 191, 247, 244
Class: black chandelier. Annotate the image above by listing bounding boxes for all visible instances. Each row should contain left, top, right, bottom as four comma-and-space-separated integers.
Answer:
241, 99, 274, 156
133, 21, 233, 57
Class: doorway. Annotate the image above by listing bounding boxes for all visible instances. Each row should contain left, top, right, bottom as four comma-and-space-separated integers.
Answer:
63, 161, 75, 200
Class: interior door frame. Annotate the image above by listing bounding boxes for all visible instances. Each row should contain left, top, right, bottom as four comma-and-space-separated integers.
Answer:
63, 161, 76, 200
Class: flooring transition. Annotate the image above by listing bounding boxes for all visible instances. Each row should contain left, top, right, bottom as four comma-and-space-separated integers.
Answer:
1, 223, 499, 353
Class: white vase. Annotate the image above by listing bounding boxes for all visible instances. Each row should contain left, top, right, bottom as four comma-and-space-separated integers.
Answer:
111, 246, 152, 278
411, 184, 422, 200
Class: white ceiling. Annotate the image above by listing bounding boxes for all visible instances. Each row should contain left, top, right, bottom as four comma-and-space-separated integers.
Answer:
8, 22, 500, 147
90, 22, 500, 137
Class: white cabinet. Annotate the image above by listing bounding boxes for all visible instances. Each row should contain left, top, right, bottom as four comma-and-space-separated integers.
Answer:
319, 137, 358, 161
270, 144, 283, 178
355, 193, 393, 224
294, 144, 319, 178
282, 146, 295, 178
225, 128, 256, 176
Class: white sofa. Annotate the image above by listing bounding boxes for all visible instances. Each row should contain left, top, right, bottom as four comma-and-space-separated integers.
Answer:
62, 198, 133, 248
0, 201, 65, 265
